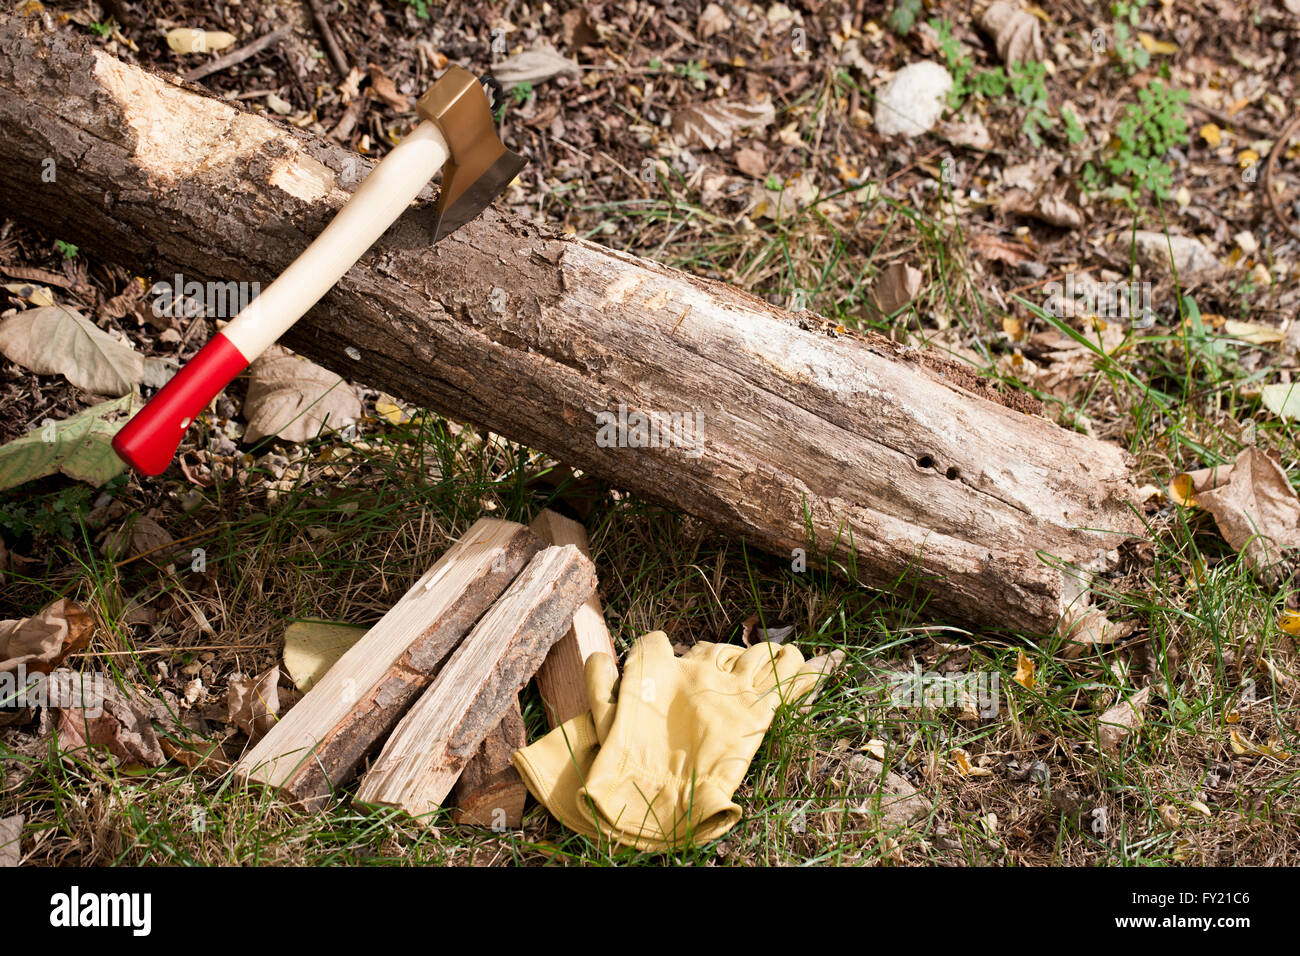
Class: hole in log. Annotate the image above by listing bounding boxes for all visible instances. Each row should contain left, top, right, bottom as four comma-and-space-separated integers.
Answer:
946, 466, 960, 480
917, 454, 935, 469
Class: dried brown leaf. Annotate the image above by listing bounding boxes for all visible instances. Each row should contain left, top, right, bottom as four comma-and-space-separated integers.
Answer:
977, 1, 1045, 66
243, 345, 361, 444
673, 99, 775, 151
55, 672, 165, 766
227, 666, 281, 741
1098, 686, 1150, 751
0, 599, 93, 675
1194, 447, 1300, 574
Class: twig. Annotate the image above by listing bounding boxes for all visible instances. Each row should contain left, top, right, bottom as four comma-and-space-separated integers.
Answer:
305, 0, 351, 80
183, 25, 291, 82
1264, 115, 1300, 243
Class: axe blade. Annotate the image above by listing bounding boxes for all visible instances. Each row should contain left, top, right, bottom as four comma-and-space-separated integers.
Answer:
418, 66, 525, 244
432, 146, 526, 242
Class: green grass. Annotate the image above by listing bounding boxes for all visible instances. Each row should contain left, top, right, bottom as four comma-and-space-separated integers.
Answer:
2, 15, 1298, 866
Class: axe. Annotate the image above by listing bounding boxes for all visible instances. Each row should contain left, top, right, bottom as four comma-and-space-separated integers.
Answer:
112, 67, 524, 476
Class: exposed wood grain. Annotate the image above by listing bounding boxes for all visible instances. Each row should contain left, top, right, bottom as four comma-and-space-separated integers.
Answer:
0, 21, 1143, 633
451, 699, 528, 829
529, 509, 616, 726
236, 519, 542, 807
356, 545, 596, 819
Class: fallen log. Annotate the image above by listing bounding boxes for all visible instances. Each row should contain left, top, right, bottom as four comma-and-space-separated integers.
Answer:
356, 545, 596, 819
0, 20, 1143, 633
236, 518, 542, 807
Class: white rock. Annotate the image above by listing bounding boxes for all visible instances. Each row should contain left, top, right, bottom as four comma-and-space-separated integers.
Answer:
873, 61, 953, 138
1132, 231, 1220, 280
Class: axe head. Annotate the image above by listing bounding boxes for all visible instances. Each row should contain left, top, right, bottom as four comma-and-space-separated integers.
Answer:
417, 66, 526, 242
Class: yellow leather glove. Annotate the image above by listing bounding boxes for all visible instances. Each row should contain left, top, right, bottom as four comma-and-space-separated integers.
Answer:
513, 632, 830, 851
510, 710, 604, 842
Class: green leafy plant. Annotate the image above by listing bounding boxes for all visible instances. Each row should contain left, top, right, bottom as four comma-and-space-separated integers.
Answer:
1061, 105, 1086, 145
1086, 80, 1188, 204
400, 0, 431, 19
674, 60, 708, 89
1111, 0, 1151, 74
889, 0, 925, 35
1009, 61, 1053, 146
0, 484, 94, 542
88, 18, 114, 38
54, 239, 78, 259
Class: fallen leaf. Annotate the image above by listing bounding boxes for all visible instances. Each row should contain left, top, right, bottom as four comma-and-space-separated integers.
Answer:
1224, 320, 1284, 345
368, 66, 410, 111
493, 43, 580, 90
55, 671, 165, 767
951, 747, 994, 776
1098, 686, 1150, 751
1013, 648, 1035, 690
1136, 32, 1178, 55
242, 346, 362, 444
2, 282, 54, 307
374, 395, 408, 425
1280, 609, 1300, 636
165, 28, 237, 54
1193, 447, 1300, 574
0, 392, 138, 490
0, 599, 93, 675
977, 1, 1045, 66
1200, 123, 1223, 147
282, 620, 368, 692
672, 99, 776, 151
1001, 188, 1086, 229
872, 262, 924, 315
227, 666, 280, 740
265, 92, 293, 115
752, 172, 818, 220
970, 233, 1032, 265
0, 815, 20, 867
1229, 727, 1290, 759
735, 146, 768, 178
101, 515, 174, 560
1261, 383, 1300, 422
698, 2, 732, 38
1058, 606, 1135, 658
0, 305, 144, 395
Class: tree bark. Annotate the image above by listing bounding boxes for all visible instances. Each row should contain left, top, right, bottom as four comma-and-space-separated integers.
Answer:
451, 699, 528, 829
236, 519, 542, 808
356, 545, 596, 819
0, 19, 1143, 633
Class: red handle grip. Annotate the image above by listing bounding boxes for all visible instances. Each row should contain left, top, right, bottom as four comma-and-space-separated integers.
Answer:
112, 333, 250, 476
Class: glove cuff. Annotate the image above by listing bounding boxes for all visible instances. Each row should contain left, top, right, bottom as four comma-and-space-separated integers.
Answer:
511, 713, 605, 841
579, 767, 742, 851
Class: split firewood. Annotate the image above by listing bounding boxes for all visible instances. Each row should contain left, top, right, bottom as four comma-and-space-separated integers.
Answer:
356, 545, 596, 820
236, 518, 542, 808
0, 22, 1143, 633
451, 700, 528, 829
451, 509, 614, 826
529, 509, 616, 726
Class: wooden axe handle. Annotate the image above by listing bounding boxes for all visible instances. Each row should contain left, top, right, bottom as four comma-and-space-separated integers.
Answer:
113, 120, 449, 476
